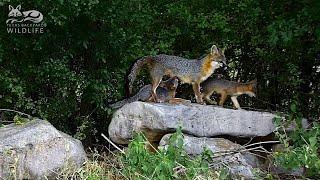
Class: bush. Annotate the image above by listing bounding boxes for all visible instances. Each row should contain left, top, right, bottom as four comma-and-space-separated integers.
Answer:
273, 106, 320, 178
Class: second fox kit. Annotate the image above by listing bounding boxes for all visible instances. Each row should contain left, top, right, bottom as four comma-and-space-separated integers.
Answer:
110, 77, 179, 109
202, 78, 257, 109
126, 45, 226, 103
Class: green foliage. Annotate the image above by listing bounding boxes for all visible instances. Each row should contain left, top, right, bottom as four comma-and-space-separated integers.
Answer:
273, 111, 320, 178
13, 115, 30, 125
252, 168, 274, 180
55, 129, 229, 180
0, 0, 319, 143
121, 128, 216, 179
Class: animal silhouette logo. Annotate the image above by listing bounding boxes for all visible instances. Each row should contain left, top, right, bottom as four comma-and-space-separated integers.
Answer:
6, 5, 43, 24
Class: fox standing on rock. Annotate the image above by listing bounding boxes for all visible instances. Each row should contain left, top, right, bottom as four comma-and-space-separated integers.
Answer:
202, 78, 257, 109
126, 45, 226, 103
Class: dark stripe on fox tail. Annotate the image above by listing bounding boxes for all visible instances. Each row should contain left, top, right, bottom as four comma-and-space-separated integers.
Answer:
124, 56, 152, 97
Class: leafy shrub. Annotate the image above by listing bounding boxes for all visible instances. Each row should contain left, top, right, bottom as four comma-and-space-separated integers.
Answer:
273, 104, 320, 178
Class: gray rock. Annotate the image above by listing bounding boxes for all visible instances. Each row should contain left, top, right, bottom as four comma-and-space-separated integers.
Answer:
160, 134, 260, 179
108, 102, 307, 144
0, 119, 87, 179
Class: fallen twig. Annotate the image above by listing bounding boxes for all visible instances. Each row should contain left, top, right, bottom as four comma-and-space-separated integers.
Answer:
246, 151, 267, 159
101, 133, 125, 154
243, 141, 280, 148
0, 109, 32, 119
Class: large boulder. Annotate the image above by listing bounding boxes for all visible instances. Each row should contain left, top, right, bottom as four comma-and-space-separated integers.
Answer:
160, 134, 262, 179
0, 119, 87, 179
109, 102, 307, 144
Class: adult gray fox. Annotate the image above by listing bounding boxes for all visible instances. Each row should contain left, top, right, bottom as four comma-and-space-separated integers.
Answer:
110, 77, 179, 109
202, 78, 257, 109
126, 45, 226, 103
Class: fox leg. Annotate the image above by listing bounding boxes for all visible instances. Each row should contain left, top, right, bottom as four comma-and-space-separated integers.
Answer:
192, 82, 203, 104
204, 96, 216, 105
219, 92, 227, 106
203, 91, 216, 105
168, 98, 191, 105
147, 96, 154, 102
151, 77, 162, 102
231, 96, 241, 109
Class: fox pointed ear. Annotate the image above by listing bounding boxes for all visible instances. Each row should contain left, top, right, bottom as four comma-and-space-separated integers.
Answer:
16, 5, 21, 10
250, 79, 257, 84
210, 45, 218, 54
221, 47, 226, 54
9, 5, 13, 11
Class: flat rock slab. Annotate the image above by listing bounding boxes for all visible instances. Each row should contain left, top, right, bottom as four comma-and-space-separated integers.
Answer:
109, 102, 306, 144
0, 119, 87, 179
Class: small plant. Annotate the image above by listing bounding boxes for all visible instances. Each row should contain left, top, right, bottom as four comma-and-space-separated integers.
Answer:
272, 102, 320, 178
273, 123, 320, 178
13, 115, 30, 125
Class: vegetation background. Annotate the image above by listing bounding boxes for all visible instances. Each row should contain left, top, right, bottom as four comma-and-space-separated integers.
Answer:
0, 0, 319, 146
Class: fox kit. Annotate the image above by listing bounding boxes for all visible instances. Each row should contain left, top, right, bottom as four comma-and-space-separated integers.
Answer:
202, 78, 257, 109
126, 45, 226, 104
110, 77, 179, 109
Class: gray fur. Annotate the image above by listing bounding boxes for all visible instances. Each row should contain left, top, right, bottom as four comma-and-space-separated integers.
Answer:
110, 85, 155, 109
112, 77, 178, 109
127, 56, 152, 94
202, 78, 257, 96
127, 45, 226, 103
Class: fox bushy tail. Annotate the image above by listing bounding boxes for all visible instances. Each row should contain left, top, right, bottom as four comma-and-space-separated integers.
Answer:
125, 56, 153, 96
109, 94, 140, 109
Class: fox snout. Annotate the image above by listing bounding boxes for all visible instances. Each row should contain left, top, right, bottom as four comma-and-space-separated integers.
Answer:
248, 92, 256, 97
220, 57, 227, 65
172, 81, 179, 89
223, 63, 228, 70
216, 54, 227, 69
219, 59, 228, 70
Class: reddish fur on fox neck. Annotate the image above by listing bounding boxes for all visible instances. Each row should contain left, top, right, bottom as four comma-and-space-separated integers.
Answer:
201, 54, 215, 76
236, 84, 253, 92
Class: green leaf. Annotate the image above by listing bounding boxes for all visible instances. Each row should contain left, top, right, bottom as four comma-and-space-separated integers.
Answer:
290, 104, 297, 112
